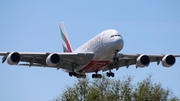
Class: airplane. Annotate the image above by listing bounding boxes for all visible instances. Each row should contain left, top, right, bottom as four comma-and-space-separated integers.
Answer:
0, 22, 180, 78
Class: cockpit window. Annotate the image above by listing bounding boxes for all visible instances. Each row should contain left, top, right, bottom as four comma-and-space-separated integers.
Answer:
110, 35, 115, 37
110, 35, 121, 38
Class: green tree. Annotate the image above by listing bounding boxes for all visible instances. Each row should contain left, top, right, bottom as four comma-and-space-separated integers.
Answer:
53, 75, 179, 101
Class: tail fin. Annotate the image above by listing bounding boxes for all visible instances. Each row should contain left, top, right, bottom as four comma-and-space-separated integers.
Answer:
60, 22, 73, 52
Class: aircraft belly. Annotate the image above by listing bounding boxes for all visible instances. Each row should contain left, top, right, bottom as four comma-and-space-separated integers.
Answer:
76, 51, 112, 73
80, 60, 110, 73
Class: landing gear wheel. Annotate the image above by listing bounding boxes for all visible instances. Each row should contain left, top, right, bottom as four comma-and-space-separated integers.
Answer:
106, 72, 110, 77
111, 73, 114, 77
92, 74, 96, 78
97, 74, 102, 78
84, 74, 86, 78
69, 72, 77, 77
76, 74, 86, 78
92, 74, 102, 78
69, 63, 78, 77
106, 72, 115, 77
106, 50, 118, 78
69, 72, 72, 77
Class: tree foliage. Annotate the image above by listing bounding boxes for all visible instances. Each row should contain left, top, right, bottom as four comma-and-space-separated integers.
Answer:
53, 75, 179, 101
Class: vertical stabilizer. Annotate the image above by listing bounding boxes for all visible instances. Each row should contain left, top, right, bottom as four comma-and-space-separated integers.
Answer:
60, 22, 73, 52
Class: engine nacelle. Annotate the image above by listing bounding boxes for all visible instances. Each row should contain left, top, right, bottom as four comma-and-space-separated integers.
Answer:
136, 55, 150, 68
162, 55, 175, 67
46, 53, 60, 66
7, 52, 21, 65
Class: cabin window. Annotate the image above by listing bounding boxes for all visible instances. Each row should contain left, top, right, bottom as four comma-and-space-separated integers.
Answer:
110, 35, 114, 38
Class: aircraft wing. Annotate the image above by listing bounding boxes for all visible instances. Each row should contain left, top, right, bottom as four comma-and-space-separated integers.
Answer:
0, 52, 94, 71
102, 53, 180, 71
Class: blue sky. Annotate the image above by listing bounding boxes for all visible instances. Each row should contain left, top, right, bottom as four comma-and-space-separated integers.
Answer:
0, 0, 180, 101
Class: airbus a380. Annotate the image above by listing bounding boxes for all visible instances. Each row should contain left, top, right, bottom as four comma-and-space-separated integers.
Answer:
0, 22, 180, 78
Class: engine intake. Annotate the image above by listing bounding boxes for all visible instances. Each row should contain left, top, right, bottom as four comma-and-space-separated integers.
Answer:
136, 55, 150, 68
7, 52, 21, 65
46, 53, 60, 66
162, 55, 175, 67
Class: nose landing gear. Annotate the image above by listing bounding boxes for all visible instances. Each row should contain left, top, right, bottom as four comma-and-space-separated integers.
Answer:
106, 67, 115, 77
106, 50, 119, 78
106, 72, 114, 77
113, 50, 119, 62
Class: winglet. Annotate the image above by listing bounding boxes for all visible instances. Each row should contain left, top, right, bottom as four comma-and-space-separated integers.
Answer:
60, 22, 73, 52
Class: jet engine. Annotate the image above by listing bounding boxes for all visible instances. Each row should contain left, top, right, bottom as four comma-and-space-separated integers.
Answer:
162, 55, 175, 67
7, 52, 21, 65
136, 55, 150, 68
46, 53, 60, 66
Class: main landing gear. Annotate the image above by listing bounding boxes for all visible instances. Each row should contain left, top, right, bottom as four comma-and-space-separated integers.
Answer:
69, 72, 77, 77
69, 63, 77, 77
92, 74, 102, 78
106, 50, 119, 78
77, 74, 86, 78
92, 72, 102, 78
69, 72, 86, 78
69, 63, 86, 78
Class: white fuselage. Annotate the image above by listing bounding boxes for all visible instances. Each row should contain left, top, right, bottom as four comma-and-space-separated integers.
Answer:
73, 29, 124, 73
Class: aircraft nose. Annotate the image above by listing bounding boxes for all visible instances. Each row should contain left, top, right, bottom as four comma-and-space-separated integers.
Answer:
113, 36, 124, 50
110, 31, 124, 51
